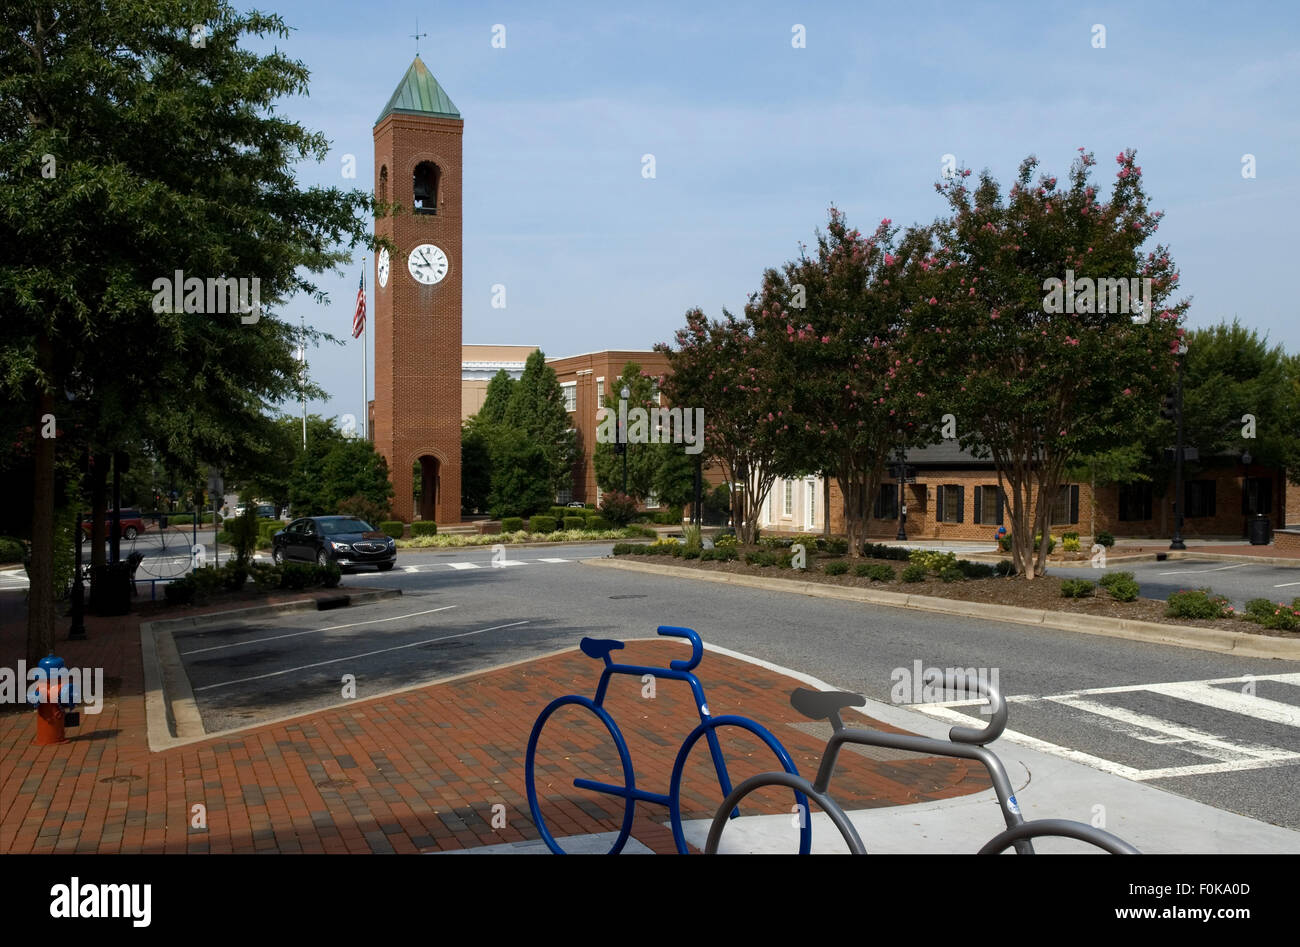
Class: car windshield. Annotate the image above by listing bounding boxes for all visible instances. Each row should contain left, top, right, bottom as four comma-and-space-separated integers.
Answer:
316, 517, 374, 536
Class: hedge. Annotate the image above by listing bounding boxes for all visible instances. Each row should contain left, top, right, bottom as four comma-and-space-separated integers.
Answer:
585, 515, 612, 531
501, 517, 524, 532
562, 516, 585, 531
0, 536, 26, 563
379, 521, 405, 540
410, 521, 438, 537
529, 515, 557, 534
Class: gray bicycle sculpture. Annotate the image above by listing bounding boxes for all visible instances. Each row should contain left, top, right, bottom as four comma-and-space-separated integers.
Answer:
705, 673, 1140, 854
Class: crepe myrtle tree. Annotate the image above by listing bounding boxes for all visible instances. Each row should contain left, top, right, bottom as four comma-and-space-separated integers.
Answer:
747, 208, 939, 556
1, 3, 375, 660
655, 309, 785, 544
913, 149, 1187, 578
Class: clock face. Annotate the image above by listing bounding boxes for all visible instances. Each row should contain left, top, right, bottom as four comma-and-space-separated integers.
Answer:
377, 248, 390, 288
407, 244, 449, 285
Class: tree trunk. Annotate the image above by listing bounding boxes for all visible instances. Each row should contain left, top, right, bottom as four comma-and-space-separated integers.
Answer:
90, 452, 108, 569
26, 337, 57, 664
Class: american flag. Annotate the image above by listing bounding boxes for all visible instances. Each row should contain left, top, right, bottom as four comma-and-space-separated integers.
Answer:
352, 270, 366, 339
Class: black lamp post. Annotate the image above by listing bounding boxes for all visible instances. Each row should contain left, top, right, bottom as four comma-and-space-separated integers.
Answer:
1170, 340, 1188, 550
619, 385, 630, 494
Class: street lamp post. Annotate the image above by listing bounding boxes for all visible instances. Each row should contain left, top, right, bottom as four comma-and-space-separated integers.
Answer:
1170, 341, 1188, 550
894, 447, 908, 541
620, 385, 630, 494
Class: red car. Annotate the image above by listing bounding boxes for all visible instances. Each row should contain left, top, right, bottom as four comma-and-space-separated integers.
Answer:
81, 509, 147, 540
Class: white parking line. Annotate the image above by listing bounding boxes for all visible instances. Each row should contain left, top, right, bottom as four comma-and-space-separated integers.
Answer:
1156, 563, 1247, 575
181, 605, 458, 655
1272, 581, 1300, 588
194, 619, 530, 691
536, 558, 570, 564
447, 562, 480, 570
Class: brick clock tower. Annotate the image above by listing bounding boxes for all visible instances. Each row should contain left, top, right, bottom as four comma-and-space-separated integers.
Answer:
372, 56, 462, 525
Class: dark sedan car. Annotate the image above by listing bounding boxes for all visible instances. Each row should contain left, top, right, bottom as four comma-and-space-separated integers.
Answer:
270, 516, 397, 571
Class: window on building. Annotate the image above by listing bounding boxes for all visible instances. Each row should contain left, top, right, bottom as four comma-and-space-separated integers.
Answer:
561, 382, 576, 413
1118, 482, 1153, 521
1186, 480, 1216, 518
596, 377, 605, 408
645, 491, 660, 510
935, 484, 964, 523
555, 487, 573, 505
783, 480, 793, 516
806, 480, 816, 526
973, 485, 1003, 525
412, 161, 440, 214
1051, 484, 1079, 526
650, 381, 661, 405
873, 483, 899, 520
378, 165, 388, 204
1242, 477, 1273, 515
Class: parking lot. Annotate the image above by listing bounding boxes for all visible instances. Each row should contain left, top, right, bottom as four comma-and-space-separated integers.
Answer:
172, 594, 571, 734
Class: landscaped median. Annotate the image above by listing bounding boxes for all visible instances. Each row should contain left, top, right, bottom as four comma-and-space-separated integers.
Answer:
593, 538, 1300, 660
396, 526, 656, 549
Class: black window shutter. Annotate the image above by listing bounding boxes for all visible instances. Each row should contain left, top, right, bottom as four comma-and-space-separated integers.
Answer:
956, 485, 965, 523
1207, 480, 1216, 517
1069, 484, 1079, 524
996, 488, 1005, 525
935, 484, 944, 521
973, 485, 983, 524
872, 488, 881, 520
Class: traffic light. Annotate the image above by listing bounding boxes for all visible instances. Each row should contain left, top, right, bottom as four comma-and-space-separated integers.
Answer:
1160, 390, 1178, 421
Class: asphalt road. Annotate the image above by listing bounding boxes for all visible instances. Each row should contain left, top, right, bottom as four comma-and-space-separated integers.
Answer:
1050, 558, 1300, 609
171, 542, 1300, 833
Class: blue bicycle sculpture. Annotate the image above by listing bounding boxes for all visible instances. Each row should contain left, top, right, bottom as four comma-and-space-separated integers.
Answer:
525, 625, 811, 854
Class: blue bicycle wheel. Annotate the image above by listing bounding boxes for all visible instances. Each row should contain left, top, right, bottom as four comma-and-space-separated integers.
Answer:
525, 695, 637, 855
667, 714, 813, 855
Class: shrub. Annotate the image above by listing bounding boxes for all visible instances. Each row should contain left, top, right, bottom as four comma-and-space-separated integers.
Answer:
612, 543, 634, 556
682, 524, 703, 551
258, 520, 288, 543
712, 546, 739, 562
585, 515, 612, 531
957, 560, 996, 579
855, 563, 894, 581
279, 562, 318, 591
1098, 571, 1139, 602
760, 535, 792, 548
909, 549, 958, 574
221, 562, 248, 592
995, 559, 1015, 577
698, 549, 715, 561
1060, 578, 1096, 598
250, 563, 281, 592
824, 537, 849, 556
653, 506, 685, 525
337, 494, 390, 525
745, 550, 777, 567
225, 507, 260, 563
624, 524, 657, 538
863, 542, 911, 562
714, 534, 738, 548
501, 517, 524, 533
0, 536, 25, 563
529, 515, 557, 534
1033, 533, 1057, 554
563, 516, 586, 531
600, 491, 639, 527
1241, 597, 1300, 630
320, 561, 342, 589
823, 561, 849, 576
1166, 588, 1234, 620
1062, 531, 1079, 541
1062, 537, 1081, 552
164, 576, 195, 605
379, 521, 406, 540
410, 521, 438, 537
682, 547, 701, 560
938, 564, 964, 583
1096, 530, 1115, 547
901, 563, 927, 583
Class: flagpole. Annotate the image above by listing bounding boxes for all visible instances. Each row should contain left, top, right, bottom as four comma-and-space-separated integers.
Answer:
362, 257, 368, 441
300, 313, 307, 449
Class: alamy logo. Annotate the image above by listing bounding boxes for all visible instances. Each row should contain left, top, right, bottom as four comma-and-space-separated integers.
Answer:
595, 398, 705, 455
890, 660, 1000, 714
49, 877, 151, 927
151, 269, 261, 322
1, 660, 103, 713
1042, 270, 1152, 323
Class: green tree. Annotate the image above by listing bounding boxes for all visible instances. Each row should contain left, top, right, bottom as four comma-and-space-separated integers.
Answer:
460, 421, 493, 514
503, 351, 576, 496
917, 150, 1187, 577
2, 3, 372, 660
593, 363, 661, 500
479, 370, 516, 424
487, 430, 553, 518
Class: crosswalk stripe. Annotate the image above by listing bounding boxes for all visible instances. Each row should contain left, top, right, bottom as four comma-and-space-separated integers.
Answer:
447, 562, 480, 570
536, 558, 570, 563
1145, 681, 1300, 728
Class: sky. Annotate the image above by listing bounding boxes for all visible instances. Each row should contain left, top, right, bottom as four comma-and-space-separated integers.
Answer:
253, 0, 1300, 428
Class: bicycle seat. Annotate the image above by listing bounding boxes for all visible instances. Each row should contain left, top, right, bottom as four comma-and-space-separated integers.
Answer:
580, 637, 625, 660
790, 688, 866, 721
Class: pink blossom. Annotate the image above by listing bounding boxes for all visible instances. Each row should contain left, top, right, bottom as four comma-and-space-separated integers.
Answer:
928, 297, 937, 305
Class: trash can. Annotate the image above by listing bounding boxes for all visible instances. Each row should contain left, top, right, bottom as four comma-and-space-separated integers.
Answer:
1248, 514, 1271, 546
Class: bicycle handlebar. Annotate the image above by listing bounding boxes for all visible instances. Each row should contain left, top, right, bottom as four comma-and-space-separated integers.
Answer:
656, 626, 703, 671
944, 671, 1008, 745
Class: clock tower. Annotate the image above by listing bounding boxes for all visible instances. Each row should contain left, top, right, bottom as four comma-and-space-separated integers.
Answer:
372, 56, 462, 525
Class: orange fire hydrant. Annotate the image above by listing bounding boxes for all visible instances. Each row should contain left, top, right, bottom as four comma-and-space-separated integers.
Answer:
26, 654, 80, 746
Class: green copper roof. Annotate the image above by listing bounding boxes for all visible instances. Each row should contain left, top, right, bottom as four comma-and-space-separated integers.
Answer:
375, 56, 461, 123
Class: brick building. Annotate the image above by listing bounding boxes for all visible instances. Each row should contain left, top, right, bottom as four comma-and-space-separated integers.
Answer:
370, 57, 463, 524
762, 440, 1293, 542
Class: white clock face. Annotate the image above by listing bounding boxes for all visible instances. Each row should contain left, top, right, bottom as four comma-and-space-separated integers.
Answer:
407, 244, 449, 285
377, 248, 390, 288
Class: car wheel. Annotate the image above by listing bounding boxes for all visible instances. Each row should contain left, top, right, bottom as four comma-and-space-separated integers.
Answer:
316, 549, 330, 567
376, 561, 395, 572
124, 526, 138, 540
272, 547, 284, 565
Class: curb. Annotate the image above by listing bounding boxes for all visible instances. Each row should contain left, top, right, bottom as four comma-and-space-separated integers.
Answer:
394, 538, 643, 552
963, 549, 1300, 568
140, 587, 403, 751
582, 558, 1300, 660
